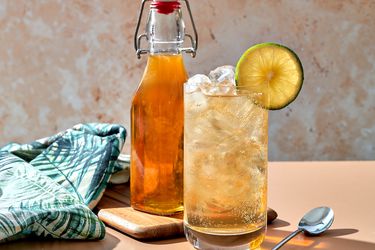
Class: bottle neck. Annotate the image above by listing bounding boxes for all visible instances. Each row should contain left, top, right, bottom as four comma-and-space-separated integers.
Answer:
146, 4, 185, 55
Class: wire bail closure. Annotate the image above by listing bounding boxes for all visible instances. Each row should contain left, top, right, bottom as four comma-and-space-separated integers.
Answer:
134, 0, 198, 59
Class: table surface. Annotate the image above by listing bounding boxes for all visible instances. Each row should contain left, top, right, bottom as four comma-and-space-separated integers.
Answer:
2, 161, 375, 250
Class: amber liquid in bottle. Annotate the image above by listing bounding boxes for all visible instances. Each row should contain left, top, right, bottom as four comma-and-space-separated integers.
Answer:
131, 54, 187, 215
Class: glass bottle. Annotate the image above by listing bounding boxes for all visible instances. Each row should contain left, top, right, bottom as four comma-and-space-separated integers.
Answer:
131, 0, 197, 215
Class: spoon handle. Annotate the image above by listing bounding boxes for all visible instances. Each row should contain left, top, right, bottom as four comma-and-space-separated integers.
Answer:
272, 229, 304, 250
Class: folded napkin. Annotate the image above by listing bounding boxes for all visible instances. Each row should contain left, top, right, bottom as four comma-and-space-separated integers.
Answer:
0, 123, 126, 242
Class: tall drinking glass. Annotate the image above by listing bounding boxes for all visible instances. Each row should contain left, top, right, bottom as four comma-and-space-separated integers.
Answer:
184, 82, 268, 250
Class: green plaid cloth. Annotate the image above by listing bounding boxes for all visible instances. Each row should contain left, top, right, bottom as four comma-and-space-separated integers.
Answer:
0, 123, 127, 242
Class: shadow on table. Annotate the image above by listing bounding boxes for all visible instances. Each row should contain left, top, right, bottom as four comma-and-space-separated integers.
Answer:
263, 223, 373, 250
0, 233, 120, 250
268, 219, 291, 228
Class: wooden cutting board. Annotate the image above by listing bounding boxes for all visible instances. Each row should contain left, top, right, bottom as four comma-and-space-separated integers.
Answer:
97, 183, 277, 240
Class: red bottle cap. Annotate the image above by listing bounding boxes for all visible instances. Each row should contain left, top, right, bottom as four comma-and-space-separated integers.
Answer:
151, 1, 180, 15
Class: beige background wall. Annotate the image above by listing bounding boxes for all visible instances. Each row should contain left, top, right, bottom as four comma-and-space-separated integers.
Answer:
0, 0, 374, 160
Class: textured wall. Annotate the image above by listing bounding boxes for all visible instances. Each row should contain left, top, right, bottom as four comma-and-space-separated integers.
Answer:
0, 0, 374, 160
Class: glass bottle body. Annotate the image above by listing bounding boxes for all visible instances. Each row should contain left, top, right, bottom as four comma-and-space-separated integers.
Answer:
131, 52, 187, 215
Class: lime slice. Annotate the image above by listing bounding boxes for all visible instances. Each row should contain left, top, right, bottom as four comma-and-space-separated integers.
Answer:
235, 43, 304, 110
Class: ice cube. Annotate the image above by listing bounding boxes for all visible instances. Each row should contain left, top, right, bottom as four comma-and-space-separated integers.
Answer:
208, 65, 236, 84
185, 91, 208, 113
200, 81, 236, 96
185, 74, 211, 93
188, 74, 211, 85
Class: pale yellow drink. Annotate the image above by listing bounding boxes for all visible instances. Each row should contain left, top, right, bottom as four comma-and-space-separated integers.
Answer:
184, 83, 268, 249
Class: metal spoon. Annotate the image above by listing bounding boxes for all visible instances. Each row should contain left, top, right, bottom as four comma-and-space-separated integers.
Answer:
272, 206, 334, 250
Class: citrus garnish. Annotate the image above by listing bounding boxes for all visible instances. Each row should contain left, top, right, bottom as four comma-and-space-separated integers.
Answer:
235, 43, 304, 110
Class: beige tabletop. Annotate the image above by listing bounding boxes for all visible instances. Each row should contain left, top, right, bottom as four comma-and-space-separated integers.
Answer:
2, 161, 375, 250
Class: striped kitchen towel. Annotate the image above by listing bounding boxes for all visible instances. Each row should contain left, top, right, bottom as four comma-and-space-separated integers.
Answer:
0, 123, 127, 242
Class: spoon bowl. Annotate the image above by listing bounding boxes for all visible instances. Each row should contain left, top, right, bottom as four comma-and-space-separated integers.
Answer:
299, 206, 334, 235
272, 206, 334, 250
